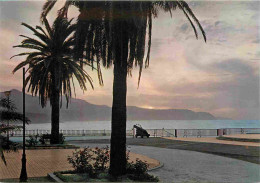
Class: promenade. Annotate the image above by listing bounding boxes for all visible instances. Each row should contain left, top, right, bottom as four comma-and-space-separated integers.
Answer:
163, 134, 260, 147
1, 134, 259, 182
0, 149, 159, 180
71, 143, 260, 182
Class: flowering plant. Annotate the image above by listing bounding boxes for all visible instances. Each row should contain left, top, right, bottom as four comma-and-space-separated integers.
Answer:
68, 146, 110, 175
68, 147, 94, 174
93, 145, 110, 171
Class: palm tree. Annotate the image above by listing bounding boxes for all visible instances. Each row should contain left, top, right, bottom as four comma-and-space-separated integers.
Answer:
41, 1, 206, 175
12, 17, 94, 144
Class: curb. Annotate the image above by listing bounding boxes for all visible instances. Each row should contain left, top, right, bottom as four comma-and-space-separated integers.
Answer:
148, 161, 164, 172
47, 162, 164, 183
48, 173, 63, 182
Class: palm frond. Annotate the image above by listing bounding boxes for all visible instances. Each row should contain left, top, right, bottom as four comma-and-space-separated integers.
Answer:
177, 1, 206, 42
41, 0, 57, 22
12, 16, 93, 109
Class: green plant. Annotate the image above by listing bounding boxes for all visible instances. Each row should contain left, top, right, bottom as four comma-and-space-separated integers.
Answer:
68, 146, 111, 178
126, 153, 159, 182
68, 147, 94, 175
92, 146, 110, 171
128, 172, 159, 182
59, 133, 65, 144
0, 97, 29, 165
1, 136, 19, 152
0, 135, 19, 165
126, 158, 148, 175
39, 133, 65, 145
39, 135, 46, 145
26, 135, 39, 147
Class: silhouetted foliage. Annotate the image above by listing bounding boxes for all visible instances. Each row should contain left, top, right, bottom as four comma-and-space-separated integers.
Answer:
41, 0, 206, 175
12, 17, 93, 144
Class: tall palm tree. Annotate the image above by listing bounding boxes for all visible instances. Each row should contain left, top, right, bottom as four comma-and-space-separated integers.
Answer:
12, 17, 94, 144
41, 1, 206, 175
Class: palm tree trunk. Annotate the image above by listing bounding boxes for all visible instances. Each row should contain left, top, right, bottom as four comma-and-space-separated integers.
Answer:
50, 82, 60, 144
109, 18, 129, 176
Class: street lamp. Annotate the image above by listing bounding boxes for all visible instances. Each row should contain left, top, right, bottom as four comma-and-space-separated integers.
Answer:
19, 68, 27, 182
4, 90, 11, 141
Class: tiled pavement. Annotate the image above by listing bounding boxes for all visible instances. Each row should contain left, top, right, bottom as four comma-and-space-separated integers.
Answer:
0, 149, 159, 179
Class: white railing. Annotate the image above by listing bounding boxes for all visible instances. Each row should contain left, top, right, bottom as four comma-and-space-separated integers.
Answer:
7, 128, 260, 138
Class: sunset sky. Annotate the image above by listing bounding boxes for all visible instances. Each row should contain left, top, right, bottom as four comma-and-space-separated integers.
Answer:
0, 1, 259, 120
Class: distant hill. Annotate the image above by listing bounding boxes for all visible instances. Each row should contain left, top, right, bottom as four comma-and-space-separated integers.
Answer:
0, 89, 217, 123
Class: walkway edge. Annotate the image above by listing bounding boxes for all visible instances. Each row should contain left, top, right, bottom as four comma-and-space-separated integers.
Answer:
48, 173, 63, 182
148, 161, 164, 171
47, 162, 163, 183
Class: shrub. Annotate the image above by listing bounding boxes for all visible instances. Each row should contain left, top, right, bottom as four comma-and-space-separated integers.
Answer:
126, 158, 148, 175
128, 172, 159, 182
39, 135, 46, 145
92, 146, 110, 171
126, 153, 159, 182
58, 133, 65, 144
68, 146, 111, 178
26, 135, 39, 147
67, 147, 94, 174
1, 136, 19, 152
67, 147, 159, 182
39, 133, 65, 145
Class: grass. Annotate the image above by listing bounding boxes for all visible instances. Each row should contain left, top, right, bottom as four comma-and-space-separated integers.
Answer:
1, 177, 52, 182
216, 136, 260, 143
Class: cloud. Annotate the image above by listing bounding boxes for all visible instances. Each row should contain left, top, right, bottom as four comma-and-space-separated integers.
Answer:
210, 58, 255, 76
0, 1, 259, 120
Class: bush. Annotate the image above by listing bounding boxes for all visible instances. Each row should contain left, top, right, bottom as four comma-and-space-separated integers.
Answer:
128, 172, 159, 182
68, 146, 110, 178
58, 133, 65, 144
67, 147, 159, 182
126, 150, 159, 182
126, 158, 148, 175
92, 146, 110, 171
26, 135, 39, 147
1, 136, 19, 152
39, 135, 46, 145
68, 147, 94, 174
126, 159, 159, 182
39, 133, 65, 145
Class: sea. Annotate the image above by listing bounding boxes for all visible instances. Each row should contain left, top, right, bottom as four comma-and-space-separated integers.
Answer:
23, 120, 260, 131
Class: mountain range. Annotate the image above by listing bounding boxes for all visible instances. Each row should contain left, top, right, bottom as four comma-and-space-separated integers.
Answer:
0, 89, 218, 123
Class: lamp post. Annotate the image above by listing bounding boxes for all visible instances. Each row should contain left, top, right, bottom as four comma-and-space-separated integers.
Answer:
4, 90, 11, 141
20, 67, 27, 182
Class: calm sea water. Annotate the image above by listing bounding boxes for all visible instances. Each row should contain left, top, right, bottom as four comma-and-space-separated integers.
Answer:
24, 120, 260, 130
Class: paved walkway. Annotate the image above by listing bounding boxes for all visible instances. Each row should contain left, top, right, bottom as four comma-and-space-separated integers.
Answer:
0, 148, 159, 180
72, 143, 260, 183
224, 134, 260, 139
163, 136, 260, 147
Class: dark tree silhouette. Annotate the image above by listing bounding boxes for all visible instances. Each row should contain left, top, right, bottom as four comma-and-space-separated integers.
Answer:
12, 17, 93, 144
0, 97, 28, 165
41, 1, 206, 175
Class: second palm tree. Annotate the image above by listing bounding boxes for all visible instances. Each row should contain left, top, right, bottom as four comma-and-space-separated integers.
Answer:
12, 17, 93, 144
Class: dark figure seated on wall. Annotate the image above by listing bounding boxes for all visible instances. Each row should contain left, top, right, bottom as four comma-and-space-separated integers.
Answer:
133, 125, 150, 138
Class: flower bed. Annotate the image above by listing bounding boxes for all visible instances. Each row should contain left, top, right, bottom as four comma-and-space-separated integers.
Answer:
54, 147, 159, 182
